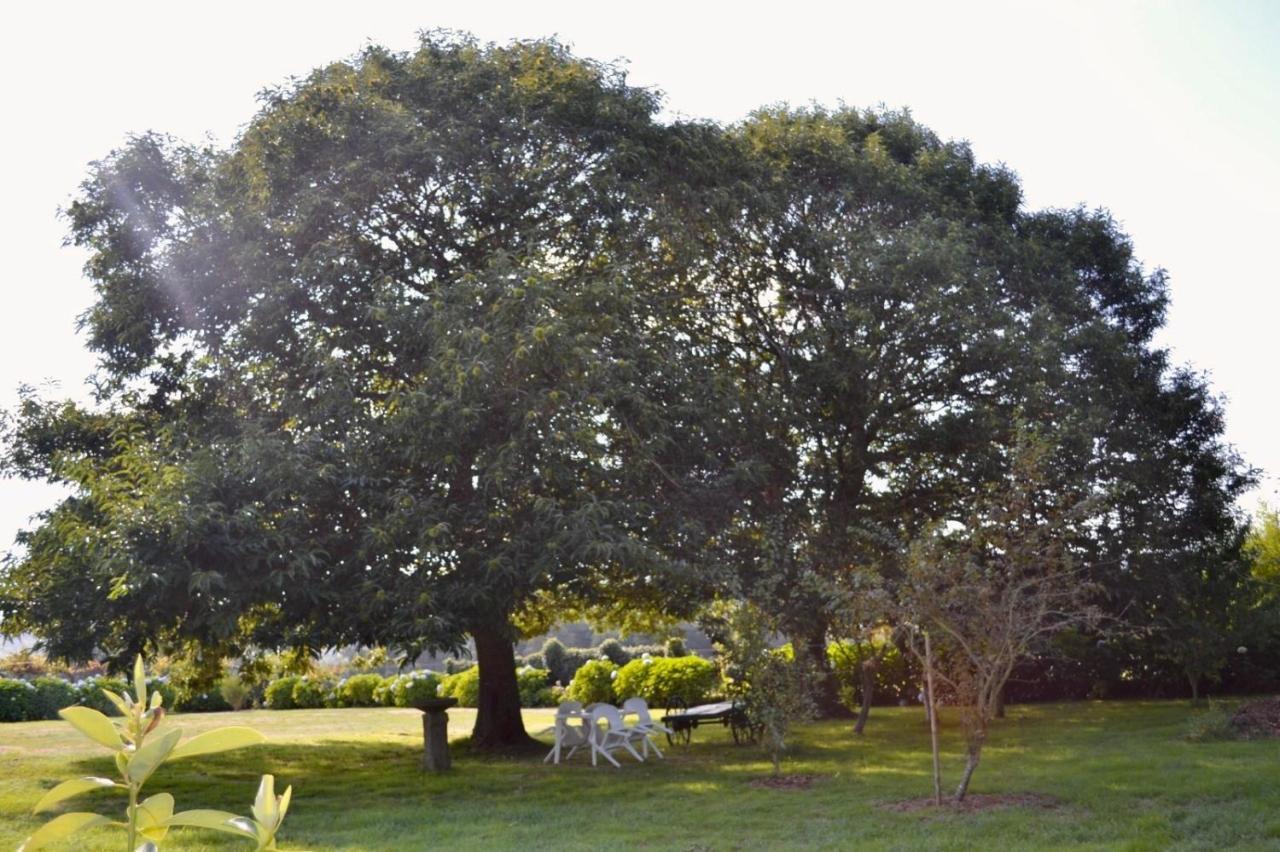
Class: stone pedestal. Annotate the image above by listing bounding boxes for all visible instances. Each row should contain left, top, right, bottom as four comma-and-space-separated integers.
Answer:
415, 697, 458, 772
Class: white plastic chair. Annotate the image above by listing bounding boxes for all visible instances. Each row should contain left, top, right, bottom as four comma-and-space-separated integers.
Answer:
541, 701, 589, 764
620, 697, 669, 759
588, 703, 647, 767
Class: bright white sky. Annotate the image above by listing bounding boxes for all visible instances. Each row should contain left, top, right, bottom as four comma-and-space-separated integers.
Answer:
1, 0, 1277, 557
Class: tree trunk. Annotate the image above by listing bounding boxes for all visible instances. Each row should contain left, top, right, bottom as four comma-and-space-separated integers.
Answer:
792, 623, 849, 718
853, 656, 878, 735
995, 685, 1006, 719
954, 744, 982, 803
470, 623, 536, 750
1187, 671, 1201, 703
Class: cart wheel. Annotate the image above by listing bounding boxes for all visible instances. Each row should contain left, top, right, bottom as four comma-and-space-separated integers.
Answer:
667, 724, 692, 746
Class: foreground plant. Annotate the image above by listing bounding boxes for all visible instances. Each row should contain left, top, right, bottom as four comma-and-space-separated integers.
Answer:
20, 656, 292, 851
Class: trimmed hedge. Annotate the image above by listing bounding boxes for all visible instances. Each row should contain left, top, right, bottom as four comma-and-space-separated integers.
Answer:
613, 656, 718, 708
337, 673, 385, 707
0, 679, 36, 722
76, 677, 129, 716
31, 676, 77, 720
291, 676, 331, 709
566, 659, 616, 705
440, 666, 480, 707
264, 675, 302, 709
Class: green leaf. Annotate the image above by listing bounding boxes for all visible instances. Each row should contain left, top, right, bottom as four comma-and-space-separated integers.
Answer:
99, 688, 132, 717
134, 655, 147, 706
58, 707, 123, 751
164, 809, 258, 840
32, 776, 120, 813
127, 727, 182, 784
169, 726, 265, 761
18, 812, 112, 851
136, 792, 174, 844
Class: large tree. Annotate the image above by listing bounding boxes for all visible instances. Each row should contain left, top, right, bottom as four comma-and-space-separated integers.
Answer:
1, 34, 699, 748
680, 106, 1250, 717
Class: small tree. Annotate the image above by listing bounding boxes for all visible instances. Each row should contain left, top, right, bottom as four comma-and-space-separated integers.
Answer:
705, 600, 815, 776
899, 436, 1101, 802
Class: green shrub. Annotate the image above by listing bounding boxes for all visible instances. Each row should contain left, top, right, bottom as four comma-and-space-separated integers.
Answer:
31, 676, 77, 720
519, 652, 545, 670
373, 674, 399, 706
392, 671, 442, 707
180, 686, 232, 713
291, 676, 331, 709
828, 639, 918, 710
614, 656, 718, 708
597, 638, 630, 666
220, 673, 251, 710
0, 678, 36, 722
665, 636, 688, 658
542, 638, 568, 681
517, 666, 553, 706
75, 676, 129, 716
440, 666, 480, 707
339, 673, 386, 707
264, 675, 302, 709
566, 659, 616, 705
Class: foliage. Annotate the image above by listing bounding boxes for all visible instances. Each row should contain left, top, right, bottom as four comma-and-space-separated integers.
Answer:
664, 637, 687, 658
440, 667, 481, 708
0, 679, 36, 723
707, 600, 815, 775
565, 659, 617, 705
18, 655, 282, 851
612, 656, 718, 708
336, 674, 385, 708
289, 677, 331, 710
596, 639, 630, 666
828, 639, 917, 709
219, 674, 251, 711
0, 30, 1256, 749
30, 677, 78, 721
515, 667, 554, 708
899, 434, 1102, 802
262, 677, 301, 711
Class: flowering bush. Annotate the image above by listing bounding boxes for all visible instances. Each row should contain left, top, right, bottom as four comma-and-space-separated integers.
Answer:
391, 671, 443, 707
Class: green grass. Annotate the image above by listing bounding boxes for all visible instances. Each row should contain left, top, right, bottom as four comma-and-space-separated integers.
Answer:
2, 700, 1278, 850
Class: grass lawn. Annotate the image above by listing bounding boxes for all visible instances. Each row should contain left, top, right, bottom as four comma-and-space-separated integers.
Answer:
2, 699, 1278, 850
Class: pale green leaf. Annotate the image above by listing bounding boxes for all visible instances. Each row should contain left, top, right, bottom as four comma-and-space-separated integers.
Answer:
136, 792, 174, 844
169, 726, 265, 761
32, 776, 120, 813
58, 707, 123, 751
127, 727, 181, 784
133, 655, 147, 706
18, 812, 112, 851
100, 689, 132, 717
164, 809, 258, 840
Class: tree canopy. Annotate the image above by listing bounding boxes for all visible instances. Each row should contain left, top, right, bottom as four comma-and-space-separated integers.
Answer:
0, 32, 1258, 746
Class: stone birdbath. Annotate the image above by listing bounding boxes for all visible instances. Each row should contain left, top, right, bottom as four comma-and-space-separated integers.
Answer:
413, 696, 458, 771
